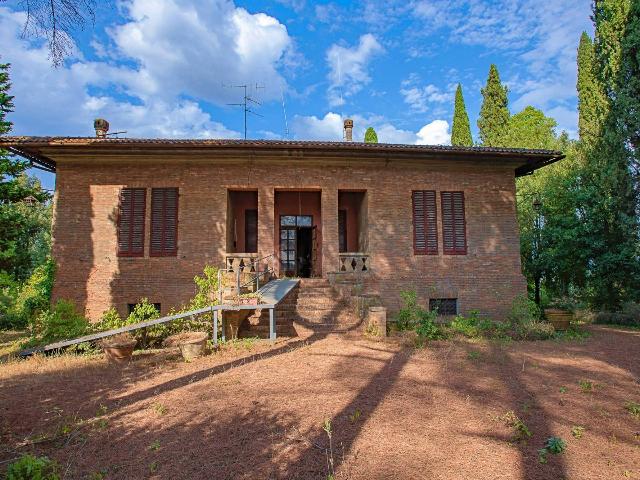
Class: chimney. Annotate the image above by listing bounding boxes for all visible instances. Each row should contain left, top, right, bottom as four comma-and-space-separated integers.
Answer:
343, 118, 353, 141
94, 118, 109, 138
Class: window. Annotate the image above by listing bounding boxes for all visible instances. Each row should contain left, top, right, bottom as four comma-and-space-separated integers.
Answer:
280, 215, 312, 227
338, 209, 347, 253
245, 209, 258, 253
128, 303, 161, 316
150, 188, 179, 257
412, 190, 438, 255
441, 191, 467, 255
117, 188, 146, 257
280, 228, 296, 272
429, 298, 457, 316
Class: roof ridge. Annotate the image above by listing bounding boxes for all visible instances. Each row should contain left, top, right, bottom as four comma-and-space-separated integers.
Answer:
0, 136, 562, 155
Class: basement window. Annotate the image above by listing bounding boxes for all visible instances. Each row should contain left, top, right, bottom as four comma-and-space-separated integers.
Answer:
127, 303, 161, 316
429, 298, 457, 316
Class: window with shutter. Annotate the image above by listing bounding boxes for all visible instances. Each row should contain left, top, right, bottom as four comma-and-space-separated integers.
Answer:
117, 188, 146, 257
150, 188, 178, 257
441, 191, 467, 255
412, 190, 438, 255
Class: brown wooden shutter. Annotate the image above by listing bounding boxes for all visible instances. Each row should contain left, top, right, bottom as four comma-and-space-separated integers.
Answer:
441, 191, 467, 255
117, 188, 145, 257
412, 190, 437, 255
150, 188, 178, 257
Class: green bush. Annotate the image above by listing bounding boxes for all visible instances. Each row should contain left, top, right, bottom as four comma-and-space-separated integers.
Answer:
27, 299, 89, 346
396, 290, 421, 330
94, 299, 162, 348
187, 265, 220, 311
2, 259, 55, 330
450, 310, 510, 339
6, 454, 59, 480
508, 294, 540, 325
415, 308, 445, 341
0, 271, 20, 328
594, 302, 640, 327
395, 290, 445, 342
512, 320, 555, 340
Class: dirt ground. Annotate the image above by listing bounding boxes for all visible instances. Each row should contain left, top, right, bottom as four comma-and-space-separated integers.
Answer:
1, 326, 639, 480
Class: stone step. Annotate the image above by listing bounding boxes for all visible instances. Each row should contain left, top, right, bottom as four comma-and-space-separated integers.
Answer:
295, 290, 335, 297
295, 312, 359, 320
294, 302, 344, 310
292, 321, 362, 334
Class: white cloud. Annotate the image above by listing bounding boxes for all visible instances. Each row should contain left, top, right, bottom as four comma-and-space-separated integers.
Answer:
326, 34, 384, 107
1, 0, 296, 138
415, 120, 450, 145
291, 112, 450, 145
292, 112, 344, 140
109, 0, 292, 104
400, 77, 454, 113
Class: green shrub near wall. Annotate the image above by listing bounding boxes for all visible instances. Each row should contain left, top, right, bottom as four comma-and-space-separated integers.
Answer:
1, 258, 55, 330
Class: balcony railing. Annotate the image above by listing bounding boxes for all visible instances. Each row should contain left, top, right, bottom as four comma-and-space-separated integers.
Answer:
339, 252, 370, 273
225, 253, 259, 273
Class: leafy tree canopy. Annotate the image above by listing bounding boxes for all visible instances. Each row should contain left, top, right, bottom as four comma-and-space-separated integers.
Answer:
503, 107, 559, 150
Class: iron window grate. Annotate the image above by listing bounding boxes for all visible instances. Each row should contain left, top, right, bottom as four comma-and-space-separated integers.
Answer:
429, 298, 458, 316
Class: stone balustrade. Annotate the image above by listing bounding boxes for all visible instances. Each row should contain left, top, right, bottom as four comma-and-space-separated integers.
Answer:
338, 253, 370, 273
225, 253, 259, 273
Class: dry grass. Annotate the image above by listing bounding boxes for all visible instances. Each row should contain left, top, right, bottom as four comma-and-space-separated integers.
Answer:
1, 325, 639, 479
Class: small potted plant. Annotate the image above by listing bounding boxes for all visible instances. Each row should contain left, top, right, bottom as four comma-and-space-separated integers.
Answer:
544, 298, 574, 331
101, 333, 137, 363
165, 331, 209, 361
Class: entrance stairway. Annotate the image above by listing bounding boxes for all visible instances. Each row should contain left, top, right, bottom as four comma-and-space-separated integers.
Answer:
238, 278, 362, 338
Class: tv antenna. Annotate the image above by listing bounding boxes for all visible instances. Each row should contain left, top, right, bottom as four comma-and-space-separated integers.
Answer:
281, 90, 290, 139
226, 83, 264, 139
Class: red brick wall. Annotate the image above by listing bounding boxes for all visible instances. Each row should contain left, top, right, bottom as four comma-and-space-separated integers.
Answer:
51, 158, 526, 321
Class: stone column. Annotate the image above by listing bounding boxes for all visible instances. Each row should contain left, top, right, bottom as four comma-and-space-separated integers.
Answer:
321, 187, 338, 276
258, 186, 275, 274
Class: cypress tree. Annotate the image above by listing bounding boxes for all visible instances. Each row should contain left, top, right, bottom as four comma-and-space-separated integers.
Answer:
581, 0, 639, 309
576, 32, 607, 148
451, 83, 472, 146
615, 0, 640, 183
477, 64, 509, 147
364, 127, 378, 143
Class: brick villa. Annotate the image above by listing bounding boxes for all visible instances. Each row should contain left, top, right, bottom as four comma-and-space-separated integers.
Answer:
2, 120, 563, 327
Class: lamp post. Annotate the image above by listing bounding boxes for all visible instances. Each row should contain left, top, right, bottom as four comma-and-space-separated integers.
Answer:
532, 196, 543, 305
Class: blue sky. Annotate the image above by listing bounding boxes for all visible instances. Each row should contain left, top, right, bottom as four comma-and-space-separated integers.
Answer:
1, 0, 593, 189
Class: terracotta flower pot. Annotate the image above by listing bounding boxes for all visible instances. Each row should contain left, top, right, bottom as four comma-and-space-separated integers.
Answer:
169, 332, 209, 361
545, 309, 573, 331
102, 335, 137, 364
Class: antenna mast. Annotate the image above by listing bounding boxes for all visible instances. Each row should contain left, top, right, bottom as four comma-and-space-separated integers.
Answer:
281, 90, 290, 138
226, 83, 264, 139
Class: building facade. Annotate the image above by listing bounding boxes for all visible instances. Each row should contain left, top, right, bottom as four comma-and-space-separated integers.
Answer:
3, 135, 562, 321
